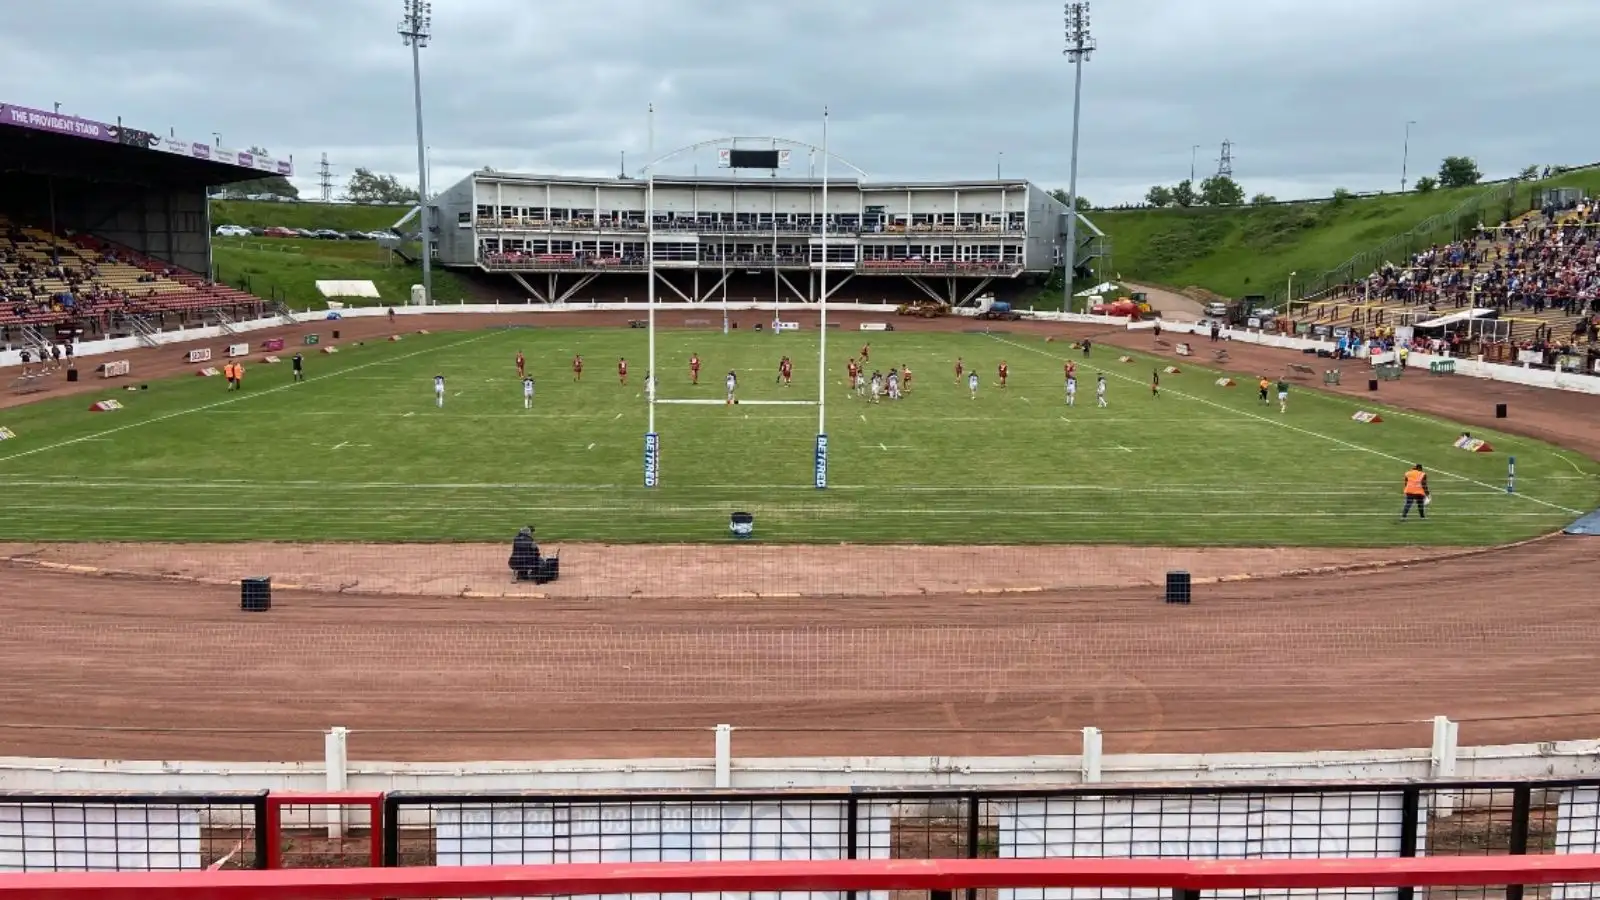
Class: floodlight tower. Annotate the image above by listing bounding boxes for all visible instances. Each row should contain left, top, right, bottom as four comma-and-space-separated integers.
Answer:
1061, 2, 1095, 310
399, 0, 433, 303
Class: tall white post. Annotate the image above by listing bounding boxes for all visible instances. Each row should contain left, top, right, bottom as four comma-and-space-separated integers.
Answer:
1080, 726, 1102, 783
647, 175, 657, 436
819, 108, 829, 434
714, 724, 733, 788
323, 726, 349, 839
815, 109, 830, 490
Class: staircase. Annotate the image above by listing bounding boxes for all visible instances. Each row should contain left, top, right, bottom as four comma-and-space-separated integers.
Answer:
18, 324, 52, 355
270, 299, 298, 327
117, 313, 161, 349
211, 307, 240, 335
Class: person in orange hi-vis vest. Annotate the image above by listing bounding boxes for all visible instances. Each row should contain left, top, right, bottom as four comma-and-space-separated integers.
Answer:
1400, 464, 1430, 521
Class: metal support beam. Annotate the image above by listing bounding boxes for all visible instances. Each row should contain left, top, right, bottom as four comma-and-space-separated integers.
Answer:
653, 269, 693, 303
819, 271, 853, 303
509, 272, 548, 303
959, 277, 995, 306
698, 270, 731, 302
554, 273, 598, 305
905, 276, 946, 305
776, 271, 807, 303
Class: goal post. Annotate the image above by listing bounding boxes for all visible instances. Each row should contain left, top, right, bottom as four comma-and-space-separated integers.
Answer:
643, 118, 834, 491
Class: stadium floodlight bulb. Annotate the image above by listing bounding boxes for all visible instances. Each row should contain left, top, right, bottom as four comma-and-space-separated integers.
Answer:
399, 0, 432, 47
1063, 2, 1096, 61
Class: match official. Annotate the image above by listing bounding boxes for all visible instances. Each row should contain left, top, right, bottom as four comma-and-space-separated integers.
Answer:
1400, 464, 1430, 521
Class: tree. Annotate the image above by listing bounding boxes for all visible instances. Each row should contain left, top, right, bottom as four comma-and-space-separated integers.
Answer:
219, 145, 298, 198
1144, 185, 1174, 207
1518, 164, 1541, 180
1250, 192, 1276, 205
1199, 175, 1245, 207
1414, 176, 1438, 193
1170, 179, 1197, 208
1331, 187, 1356, 204
343, 167, 420, 204
1049, 189, 1093, 211
1437, 156, 1481, 189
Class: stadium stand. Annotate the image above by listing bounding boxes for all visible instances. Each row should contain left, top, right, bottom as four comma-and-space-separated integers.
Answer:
0, 101, 287, 354
1294, 192, 1600, 370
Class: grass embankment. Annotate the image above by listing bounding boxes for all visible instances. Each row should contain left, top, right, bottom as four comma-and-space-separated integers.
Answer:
1092, 167, 1600, 300
210, 237, 473, 310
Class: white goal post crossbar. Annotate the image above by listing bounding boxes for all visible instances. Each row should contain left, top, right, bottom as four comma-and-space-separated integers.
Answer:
655, 399, 819, 406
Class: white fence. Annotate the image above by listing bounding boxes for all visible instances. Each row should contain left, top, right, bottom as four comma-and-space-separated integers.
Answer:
0, 718, 1595, 795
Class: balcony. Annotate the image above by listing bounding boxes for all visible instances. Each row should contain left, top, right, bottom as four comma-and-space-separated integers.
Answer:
855, 260, 1025, 276
864, 224, 1027, 236
475, 218, 647, 233
480, 254, 648, 272
695, 255, 812, 269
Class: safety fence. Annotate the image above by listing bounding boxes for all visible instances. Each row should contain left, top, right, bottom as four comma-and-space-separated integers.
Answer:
5, 777, 1600, 889
5, 851, 1600, 899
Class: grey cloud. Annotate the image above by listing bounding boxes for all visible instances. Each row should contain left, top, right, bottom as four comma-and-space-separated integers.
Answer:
0, 0, 1594, 204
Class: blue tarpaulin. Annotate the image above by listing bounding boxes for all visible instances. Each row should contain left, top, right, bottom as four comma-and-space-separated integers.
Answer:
1564, 509, 1600, 535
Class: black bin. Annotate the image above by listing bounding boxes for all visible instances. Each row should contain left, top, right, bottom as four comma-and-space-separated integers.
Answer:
729, 512, 755, 539
241, 576, 272, 612
1495, 403, 1507, 419
1367, 378, 1378, 392
65, 368, 79, 383
332, 329, 341, 340
1165, 570, 1191, 605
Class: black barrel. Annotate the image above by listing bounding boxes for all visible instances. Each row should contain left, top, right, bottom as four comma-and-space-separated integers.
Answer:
1165, 570, 1191, 605
1495, 402, 1507, 419
1368, 378, 1379, 392
241, 576, 272, 612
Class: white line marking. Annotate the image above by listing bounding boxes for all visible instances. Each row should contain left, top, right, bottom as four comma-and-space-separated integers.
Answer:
612, 413, 623, 420
859, 414, 867, 422
3, 504, 1558, 519
330, 441, 350, 451
0, 332, 498, 466
402, 411, 415, 418
879, 442, 888, 451
987, 335, 1586, 516
1110, 445, 1137, 453
1553, 453, 1592, 476
586, 442, 596, 450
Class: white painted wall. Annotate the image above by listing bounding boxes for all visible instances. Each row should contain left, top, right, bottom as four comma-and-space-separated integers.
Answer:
0, 724, 1595, 795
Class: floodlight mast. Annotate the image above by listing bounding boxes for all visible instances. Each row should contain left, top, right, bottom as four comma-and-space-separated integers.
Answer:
1062, 2, 1094, 312
399, 0, 433, 304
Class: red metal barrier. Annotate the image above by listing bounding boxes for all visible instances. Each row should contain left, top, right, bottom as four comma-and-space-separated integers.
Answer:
4, 854, 1600, 900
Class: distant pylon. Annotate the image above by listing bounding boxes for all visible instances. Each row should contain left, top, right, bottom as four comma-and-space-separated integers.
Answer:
1217, 140, 1234, 179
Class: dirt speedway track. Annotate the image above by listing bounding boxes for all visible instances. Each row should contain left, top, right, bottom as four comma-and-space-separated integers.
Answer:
1, 310, 1598, 763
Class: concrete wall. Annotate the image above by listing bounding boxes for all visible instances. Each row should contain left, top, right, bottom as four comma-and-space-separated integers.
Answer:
0, 720, 1593, 794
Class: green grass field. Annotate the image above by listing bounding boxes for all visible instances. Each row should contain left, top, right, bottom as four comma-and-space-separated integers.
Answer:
211, 237, 475, 309
0, 327, 1593, 546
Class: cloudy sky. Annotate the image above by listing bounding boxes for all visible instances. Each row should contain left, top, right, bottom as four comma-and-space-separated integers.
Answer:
1, 0, 1594, 205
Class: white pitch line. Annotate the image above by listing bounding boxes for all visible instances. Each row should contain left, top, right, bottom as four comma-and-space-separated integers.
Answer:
987, 335, 1585, 516
330, 441, 350, 451
879, 442, 888, 451
0, 331, 498, 466
586, 442, 596, 450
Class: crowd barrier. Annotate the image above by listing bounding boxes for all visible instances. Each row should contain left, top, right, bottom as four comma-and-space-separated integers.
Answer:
4, 775, 1600, 879
6, 850, 1600, 899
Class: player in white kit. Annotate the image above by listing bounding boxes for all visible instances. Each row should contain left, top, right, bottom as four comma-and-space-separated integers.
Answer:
1065, 375, 1077, 406
434, 374, 445, 408
967, 371, 979, 400
887, 370, 900, 400
854, 370, 866, 396
725, 370, 738, 405
522, 376, 534, 409
1095, 374, 1108, 408
869, 372, 883, 403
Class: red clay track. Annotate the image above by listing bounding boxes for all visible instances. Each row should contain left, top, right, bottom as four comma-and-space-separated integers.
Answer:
1, 310, 1598, 763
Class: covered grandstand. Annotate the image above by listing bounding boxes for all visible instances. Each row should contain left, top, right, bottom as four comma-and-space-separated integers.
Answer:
0, 102, 287, 358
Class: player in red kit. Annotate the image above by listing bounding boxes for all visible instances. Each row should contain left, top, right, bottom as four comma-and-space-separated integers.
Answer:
780, 356, 793, 386
1065, 360, 1076, 380
515, 352, 526, 379
689, 354, 701, 384
901, 364, 913, 393
998, 361, 1009, 388
618, 357, 629, 385
859, 342, 870, 363
954, 357, 964, 382
572, 355, 583, 381
847, 358, 859, 385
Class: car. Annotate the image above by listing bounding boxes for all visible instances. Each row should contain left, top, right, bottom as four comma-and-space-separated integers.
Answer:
214, 225, 250, 237
1203, 301, 1229, 318
292, 228, 316, 238
263, 226, 297, 238
342, 230, 369, 240
311, 229, 345, 240
248, 226, 266, 236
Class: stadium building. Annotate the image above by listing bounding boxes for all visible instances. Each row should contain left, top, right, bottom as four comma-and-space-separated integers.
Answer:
431, 166, 1108, 307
